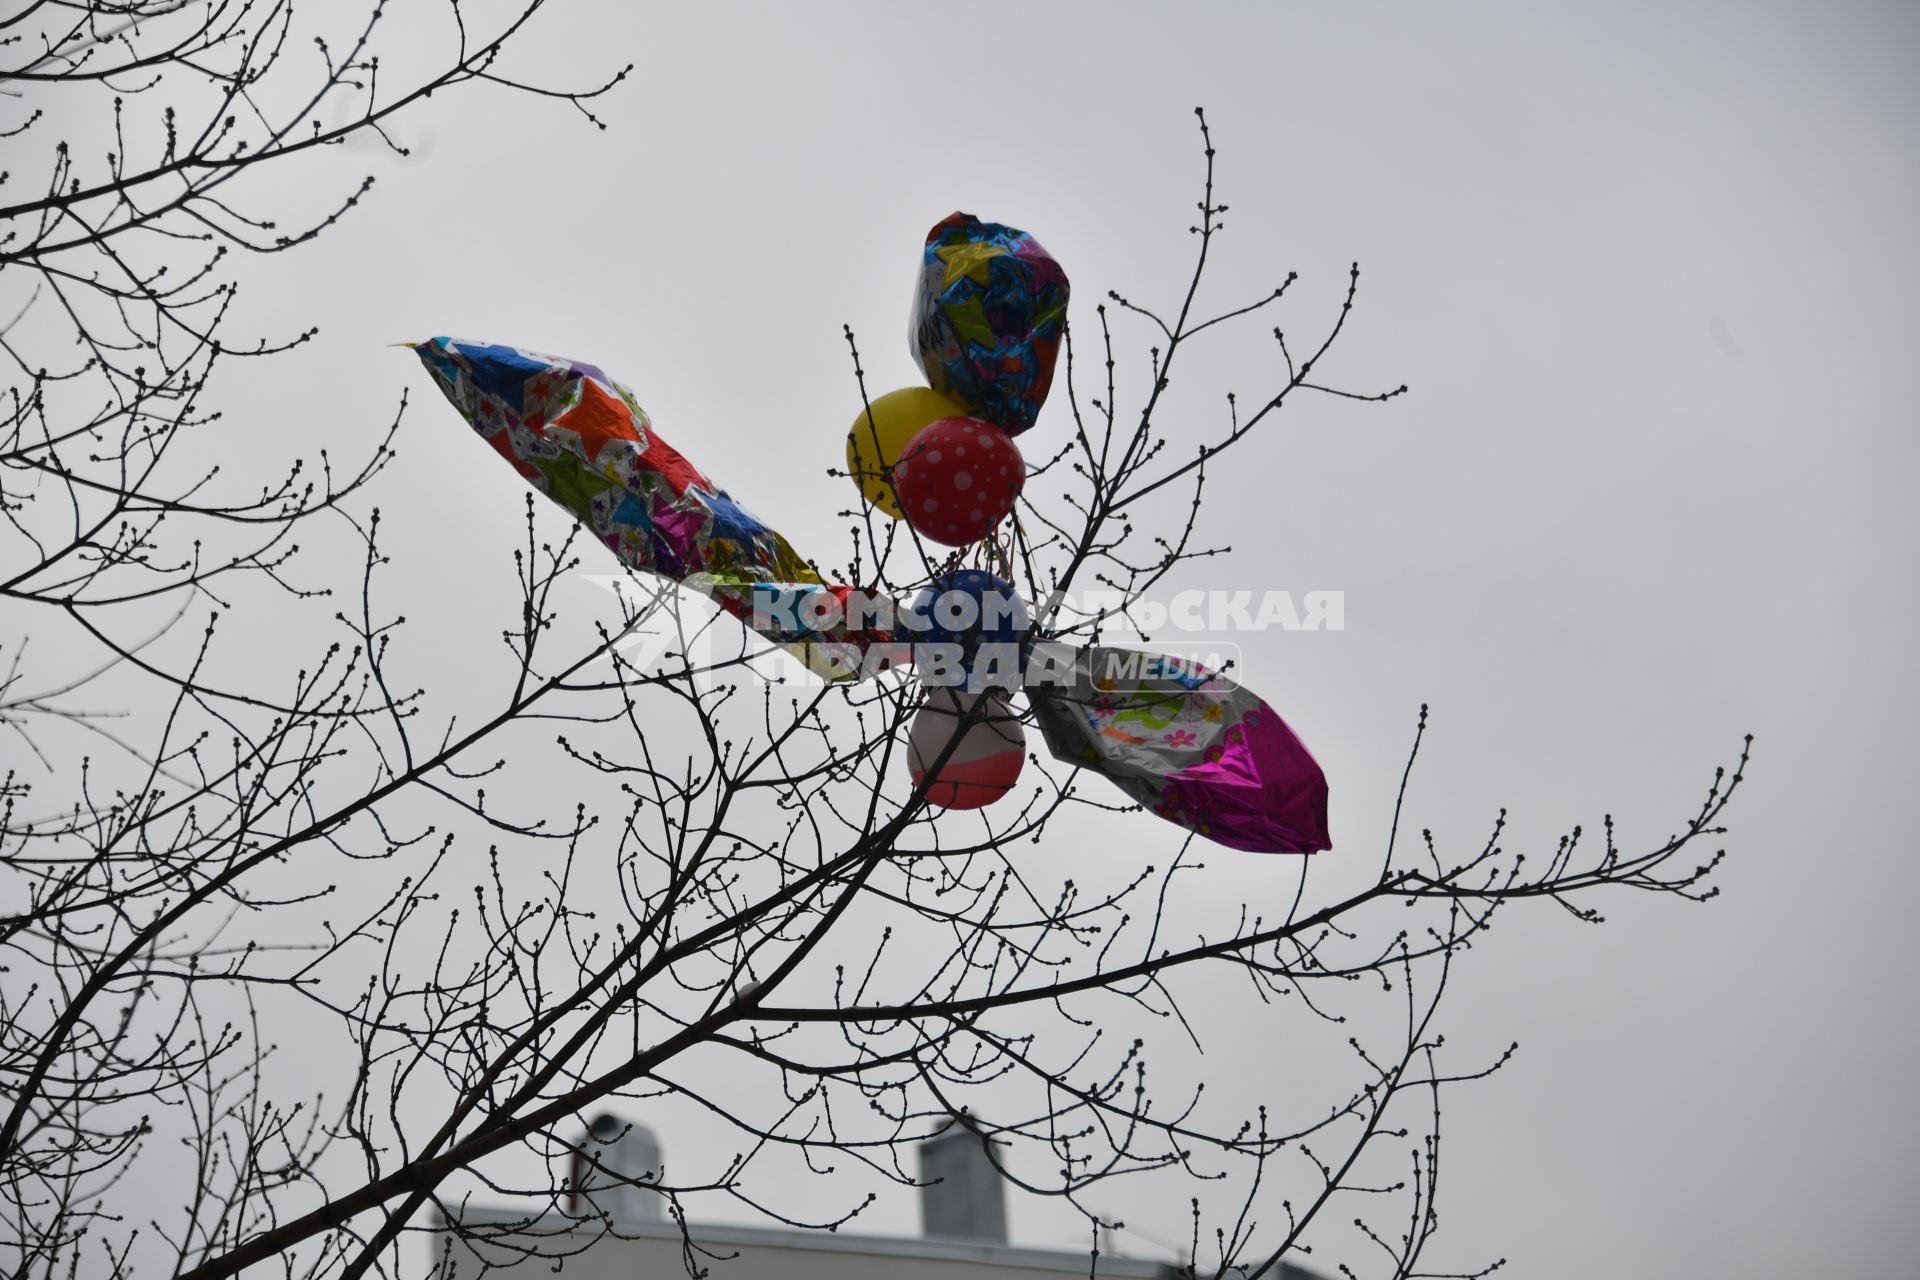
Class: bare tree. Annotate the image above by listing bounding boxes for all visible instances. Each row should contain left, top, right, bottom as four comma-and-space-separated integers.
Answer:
0, 2, 627, 1275
0, 11, 1746, 1276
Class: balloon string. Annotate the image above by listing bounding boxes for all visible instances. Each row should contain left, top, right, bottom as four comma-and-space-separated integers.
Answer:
978, 520, 1015, 581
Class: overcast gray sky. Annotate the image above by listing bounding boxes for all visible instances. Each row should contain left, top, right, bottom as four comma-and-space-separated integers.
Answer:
187, 3, 1918, 1275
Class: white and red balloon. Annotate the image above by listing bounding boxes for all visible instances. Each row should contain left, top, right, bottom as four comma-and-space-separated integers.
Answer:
908, 687, 1025, 810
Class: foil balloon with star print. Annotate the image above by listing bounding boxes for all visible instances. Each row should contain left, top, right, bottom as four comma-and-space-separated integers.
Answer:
909, 212, 1069, 436
412, 336, 897, 680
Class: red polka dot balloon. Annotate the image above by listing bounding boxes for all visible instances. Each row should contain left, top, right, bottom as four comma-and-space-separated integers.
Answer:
892, 416, 1025, 547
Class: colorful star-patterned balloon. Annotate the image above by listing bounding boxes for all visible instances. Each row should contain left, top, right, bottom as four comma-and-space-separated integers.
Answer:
909, 213, 1069, 436
413, 336, 886, 678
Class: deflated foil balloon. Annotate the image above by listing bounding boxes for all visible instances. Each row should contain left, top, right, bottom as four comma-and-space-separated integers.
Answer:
910, 213, 1069, 435
413, 337, 890, 677
1024, 642, 1331, 854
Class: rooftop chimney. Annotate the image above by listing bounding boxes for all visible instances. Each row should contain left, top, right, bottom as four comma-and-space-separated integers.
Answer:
570, 1114, 662, 1224
918, 1121, 1008, 1244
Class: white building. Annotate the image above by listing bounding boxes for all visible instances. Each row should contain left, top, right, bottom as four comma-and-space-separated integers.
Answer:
435, 1116, 1320, 1279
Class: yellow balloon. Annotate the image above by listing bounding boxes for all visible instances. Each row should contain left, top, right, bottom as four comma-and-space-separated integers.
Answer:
846, 387, 968, 519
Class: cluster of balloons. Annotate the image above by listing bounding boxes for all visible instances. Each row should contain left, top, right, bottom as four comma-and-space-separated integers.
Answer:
847, 214, 1069, 810
419, 316, 1333, 852
845, 213, 1068, 548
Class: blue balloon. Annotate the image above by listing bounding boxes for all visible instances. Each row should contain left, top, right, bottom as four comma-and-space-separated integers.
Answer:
906, 570, 1032, 690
